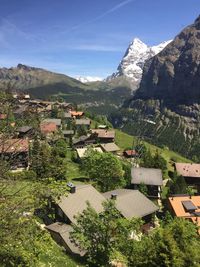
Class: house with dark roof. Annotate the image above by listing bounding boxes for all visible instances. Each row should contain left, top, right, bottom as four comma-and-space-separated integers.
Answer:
103, 189, 158, 231
0, 139, 29, 169
91, 129, 115, 143
75, 119, 91, 130
72, 134, 96, 148
55, 184, 106, 224
175, 163, 200, 191
168, 195, 200, 235
46, 184, 106, 255
17, 126, 34, 139
131, 168, 163, 198
46, 184, 159, 254
103, 189, 158, 219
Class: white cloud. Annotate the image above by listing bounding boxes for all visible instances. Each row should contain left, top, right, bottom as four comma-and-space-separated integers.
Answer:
70, 44, 124, 52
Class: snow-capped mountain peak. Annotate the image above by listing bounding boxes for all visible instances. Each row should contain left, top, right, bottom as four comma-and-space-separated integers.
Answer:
107, 38, 172, 86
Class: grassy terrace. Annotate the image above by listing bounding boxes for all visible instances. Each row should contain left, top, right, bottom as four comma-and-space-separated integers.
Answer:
115, 129, 191, 171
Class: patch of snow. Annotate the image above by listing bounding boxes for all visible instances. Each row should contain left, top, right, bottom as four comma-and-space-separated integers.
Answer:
107, 38, 172, 84
75, 76, 103, 83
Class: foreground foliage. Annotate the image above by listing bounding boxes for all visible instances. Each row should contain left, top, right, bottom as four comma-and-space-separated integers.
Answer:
71, 201, 200, 267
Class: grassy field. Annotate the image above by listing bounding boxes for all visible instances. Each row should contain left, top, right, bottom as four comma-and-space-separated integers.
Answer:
115, 129, 191, 171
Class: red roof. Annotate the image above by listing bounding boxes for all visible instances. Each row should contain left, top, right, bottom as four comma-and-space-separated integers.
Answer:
0, 139, 29, 153
124, 150, 138, 157
40, 122, 57, 134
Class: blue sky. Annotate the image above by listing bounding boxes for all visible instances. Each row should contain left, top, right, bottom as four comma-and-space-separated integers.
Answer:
0, 0, 199, 78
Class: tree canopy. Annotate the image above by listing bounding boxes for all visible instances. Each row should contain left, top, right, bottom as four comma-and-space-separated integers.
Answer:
82, 150, 125, 192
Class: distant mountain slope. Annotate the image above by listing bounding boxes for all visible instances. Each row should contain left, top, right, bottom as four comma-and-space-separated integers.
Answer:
135, 15, 200, 106
0, 64, 87, 91
107, 38, 171, 90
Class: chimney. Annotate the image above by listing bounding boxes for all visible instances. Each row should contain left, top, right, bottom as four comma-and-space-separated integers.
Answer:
111, 193, 117, 200
67, 182, 76, 194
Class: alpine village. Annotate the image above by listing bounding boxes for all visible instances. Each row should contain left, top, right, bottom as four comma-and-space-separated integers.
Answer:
1, 8, 200, 267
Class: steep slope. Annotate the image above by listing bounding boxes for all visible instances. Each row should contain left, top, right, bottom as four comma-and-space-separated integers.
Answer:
107, 38, 171, 90
136, 15, 200, 106
0, 64, 87, 91
111, 15, 200, 160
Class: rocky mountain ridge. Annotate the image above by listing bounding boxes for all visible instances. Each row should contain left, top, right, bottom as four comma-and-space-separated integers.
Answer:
135, 15, 200, 106
116, 15, 200, 160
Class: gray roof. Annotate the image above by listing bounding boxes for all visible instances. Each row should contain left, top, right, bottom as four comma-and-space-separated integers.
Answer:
75, 119, 91, 125
43, 118, 61, 126
62, 130, 74, 135
73, 135, 88, 145
64, 112, 72, 118
45, 222, 85, 255
103, 189, 158, 218
131, 167, 163, 186
17, 126, 32, 133
58, 184, 106, 224
100, 143, 120, 152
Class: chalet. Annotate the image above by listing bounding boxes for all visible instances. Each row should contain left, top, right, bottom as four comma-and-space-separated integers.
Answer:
46, 184, 158, 254
76, 147, 103, 159
46, 184, 106, 255
131, 168, 163, 198
0, 139, 29, 169
40, 122, 57, 136
72, 135, 96, 148
168, 195, 200, 235
124, 149, 139, 158
75, 119, 91, 130
42, 118, 62, 129
100, 143, 120, 153
55, 184, 106, 224
103, 189, 158, 232
91, 129, 115, 143
175, 163, 200, 191
17, 126, 33, 139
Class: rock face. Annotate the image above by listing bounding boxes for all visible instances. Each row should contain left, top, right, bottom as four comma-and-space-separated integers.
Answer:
107, 38, 171, 88
136, 15, 200, 106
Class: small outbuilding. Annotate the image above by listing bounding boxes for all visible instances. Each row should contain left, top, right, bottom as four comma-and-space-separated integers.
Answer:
131, 167, 163, 198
